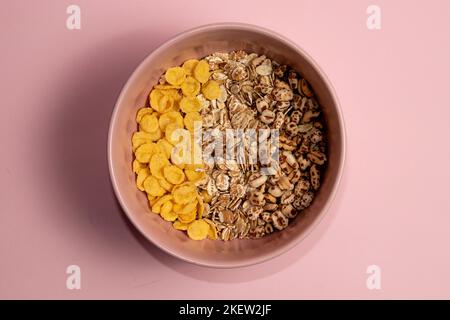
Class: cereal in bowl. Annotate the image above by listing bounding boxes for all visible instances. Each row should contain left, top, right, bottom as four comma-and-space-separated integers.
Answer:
131, 51, 327, 241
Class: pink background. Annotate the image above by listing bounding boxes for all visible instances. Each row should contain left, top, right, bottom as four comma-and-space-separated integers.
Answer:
1, 0, 450, 299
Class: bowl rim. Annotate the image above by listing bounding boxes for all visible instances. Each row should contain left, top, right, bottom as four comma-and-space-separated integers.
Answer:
108, 22, 347, 268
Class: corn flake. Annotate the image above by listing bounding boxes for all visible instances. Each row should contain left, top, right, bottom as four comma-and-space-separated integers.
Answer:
136, 168, 150, 191
204, 218, 218, 240
196, 194, 204, 219
184, 112, 202, 131
136, 107, 153, 123
201, 189, 213, 203
182, 59, 199, 75
185, 169, 206, 182
181, 76, 201, 97
143, 176, 166, 197
178, 209, 197, 224
148, 194, 160, 208
172, 203, 183, 214
132, 159, 146, 173
161, 88, 182, 102
149, 153, 170, 179
187, 219, 210, 240
202, 80, 221, 100
173, 220, 189, 231
149, 89, 164, 111
180, 96, 202, 113
165, 67, 186, 86
147, 128, 163, 141
172, 182, 197, 204
163, 165, 185, 185
165, 123, 185, 145
158, 177, 173, 192
156, 138, 173, 159
135, 143, 159, 163
131, 131, 153, 151
156, 95, 175, 113
151, 195, 172, 214
154, 84, 177, 90
139, 114, 159, 133
160, 201, 176, 221
159, 111, 184, 132
193, 60, 210, 83
180, 201, 198, 215
175, 161, 186, 170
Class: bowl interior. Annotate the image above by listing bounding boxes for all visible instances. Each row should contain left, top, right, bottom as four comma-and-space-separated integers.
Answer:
109, 24, 344, 267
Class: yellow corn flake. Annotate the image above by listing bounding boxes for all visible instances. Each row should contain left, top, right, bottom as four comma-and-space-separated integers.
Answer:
158, 177, 173, 192
180, 96, 202, 113
136, 168, 150, 191
155, 95, 175, 113
136, 168, 150, 192
159, 111, 184, 132
165, 123, 185, 145
149, 89, 164, 111
178, 209, 197, 224
135, 143, 159, 163
201, 80, 221, 100
139, 114, 159, 133
187, 219, 210, 240
147, 193, 157, 202
148, 196, 160, 208
181, 76, 201, 97
184, 169, 206, 182
196, 194, 204, 219
161, 201, 173, 214
147, 127, 163, 141
172, 203, 184, 214
185, 163, 204, 170
143, 176, 166, 197
156, 138, 174, 159
149, 153, 170, 179
172, 182, 197, 204
131, 131, 152, 151
161, 88, 182, 102
201, 189, 213, 203
163, 165, 185, 185
184, 112, 202, 131
136, 107, 153, 123
154, 84, 177, 90
203, 218, 218, 240
173, 220, 189, 231
171, 101, 181, 113
180, 201, 198, 215
193, 60, 210, 83
160, 201, 176, 221
182, 59, 199, 75
151, 195, 173, 214
165, 66, 186, 86
175, 162, 186, 170
132, 159, 146, 173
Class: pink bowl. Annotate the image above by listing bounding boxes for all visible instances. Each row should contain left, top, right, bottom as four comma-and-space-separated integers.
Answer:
108, 23, 346, 268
